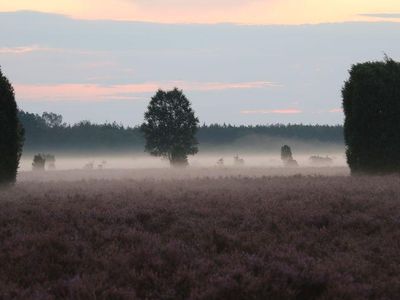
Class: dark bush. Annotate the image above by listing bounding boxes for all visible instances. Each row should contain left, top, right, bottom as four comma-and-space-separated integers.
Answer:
0, 67, 24, 184
32, 154, 46, 171
281, 145, 298, 167
342, 57, 400, 174
281, 145, 293, 162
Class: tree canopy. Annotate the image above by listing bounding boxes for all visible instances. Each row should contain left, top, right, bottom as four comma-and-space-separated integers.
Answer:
0, 67, 24, 184
342, 56, 400, 174
141, 88, 199, 166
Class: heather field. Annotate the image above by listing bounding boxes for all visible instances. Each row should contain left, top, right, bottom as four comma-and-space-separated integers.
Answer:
1, 169, 400, 299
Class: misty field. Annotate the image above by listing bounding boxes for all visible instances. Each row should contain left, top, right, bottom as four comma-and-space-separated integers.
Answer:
1, 169, 400, 299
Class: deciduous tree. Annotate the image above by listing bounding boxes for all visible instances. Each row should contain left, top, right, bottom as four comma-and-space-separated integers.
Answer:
141, 88, 199, 166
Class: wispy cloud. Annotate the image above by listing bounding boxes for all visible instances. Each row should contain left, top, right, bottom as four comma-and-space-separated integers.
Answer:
182, 81, 280, 91
0, 45, 50, 54
15, 81, 278, 102
15, 83, 153, 102
240, 109, 302, 115
329, 108, 343, 113
0, 45, 103, 56
359, 13, 400, 19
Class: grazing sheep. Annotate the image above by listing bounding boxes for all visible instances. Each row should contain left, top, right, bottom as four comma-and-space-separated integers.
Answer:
216, 158, 224, 167
83, 162, 94, 170
233, 155, 245, 166
310, 155, 333, 166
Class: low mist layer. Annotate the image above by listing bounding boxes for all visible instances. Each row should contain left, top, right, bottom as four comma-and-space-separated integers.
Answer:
20, 149, 346, 173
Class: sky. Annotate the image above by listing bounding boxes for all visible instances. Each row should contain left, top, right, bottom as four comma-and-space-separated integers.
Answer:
2, 0, 400, 24
1, 2, 400, 125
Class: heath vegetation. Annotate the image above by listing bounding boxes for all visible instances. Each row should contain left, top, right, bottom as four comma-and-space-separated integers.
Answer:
1, 174, 400, 299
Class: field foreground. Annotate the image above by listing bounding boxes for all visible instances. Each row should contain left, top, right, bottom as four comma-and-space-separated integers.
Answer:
1, 171, 400, 299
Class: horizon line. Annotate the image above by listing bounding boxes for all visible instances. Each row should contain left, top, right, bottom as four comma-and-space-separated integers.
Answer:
18, 110, 343, 128
2, 10, 400, 27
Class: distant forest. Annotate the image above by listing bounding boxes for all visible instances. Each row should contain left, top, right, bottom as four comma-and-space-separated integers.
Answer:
19, 111, 344, 153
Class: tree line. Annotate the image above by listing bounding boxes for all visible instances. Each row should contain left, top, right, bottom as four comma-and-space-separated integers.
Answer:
18, 110, 344, 153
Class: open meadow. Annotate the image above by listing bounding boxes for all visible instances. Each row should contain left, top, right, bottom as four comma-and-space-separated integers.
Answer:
1, 167, 400, 299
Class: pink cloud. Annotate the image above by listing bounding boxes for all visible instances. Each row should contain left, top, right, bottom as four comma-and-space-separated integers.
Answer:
0, 45, 48, 54
0, 46, 103, 56
188, 81, 281, 90
240, 109, 302, 115
14, 83, 151, 102
14, 81, 278, 102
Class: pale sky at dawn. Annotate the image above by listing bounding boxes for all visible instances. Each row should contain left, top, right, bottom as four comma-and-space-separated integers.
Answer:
0, 1, 400, 125
2, 0, 400, 24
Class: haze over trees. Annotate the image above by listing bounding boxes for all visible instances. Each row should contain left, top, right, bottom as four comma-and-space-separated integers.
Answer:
18, 110, 343, 153
141, 88, 199, 166
343, 57, 400, 174
0, 67, 24, 184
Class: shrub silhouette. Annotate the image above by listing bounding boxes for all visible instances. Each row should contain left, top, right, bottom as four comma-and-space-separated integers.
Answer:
281, 145, 293, 161
32, 154, 46, 171
141, 88, 199, 167
0, 67, 24, 184
281, 145, 298, 167
343, 56, 400, 174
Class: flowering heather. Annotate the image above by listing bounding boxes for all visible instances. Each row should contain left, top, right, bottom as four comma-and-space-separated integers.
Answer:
1, 171, 400, 299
